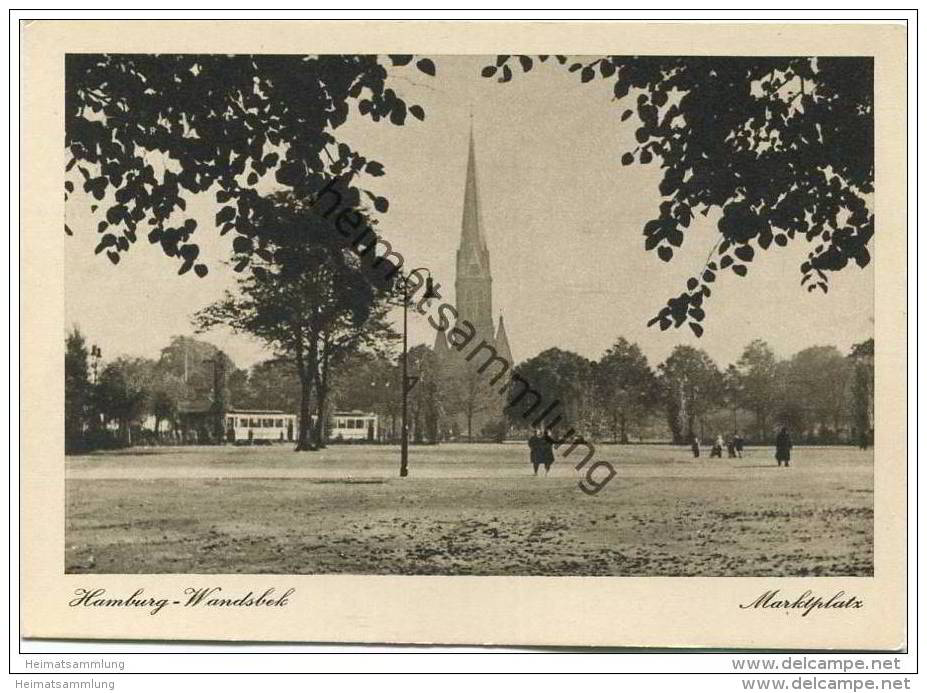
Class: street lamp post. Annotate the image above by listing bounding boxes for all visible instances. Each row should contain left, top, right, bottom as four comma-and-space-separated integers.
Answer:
398, 267, 437, 477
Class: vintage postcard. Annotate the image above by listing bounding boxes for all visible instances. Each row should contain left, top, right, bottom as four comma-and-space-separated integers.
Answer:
20, 20, 907, 648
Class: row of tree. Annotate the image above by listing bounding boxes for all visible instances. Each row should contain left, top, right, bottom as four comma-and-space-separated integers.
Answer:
65, 332, 242, 452
233, 334, 876, 447
65, 324, 874, 453
65, 328, 402, 453
505, 337, 874, 445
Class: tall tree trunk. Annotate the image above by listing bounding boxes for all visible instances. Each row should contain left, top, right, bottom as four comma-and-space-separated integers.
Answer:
312, 342, 329, 450
426, 408, 439, 444
294, 343, 315, 452
296, 374, 314, 451
312, 368, 328, 450
619, 412, 628, 444
313, 388, 327, 449
666, 398, 682, 444
413, 403, 423, 443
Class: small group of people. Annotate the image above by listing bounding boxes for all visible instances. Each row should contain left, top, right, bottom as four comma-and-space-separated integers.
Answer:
691, 432, 745, 459
528, 428, 556, 476
690, 427, 794, 467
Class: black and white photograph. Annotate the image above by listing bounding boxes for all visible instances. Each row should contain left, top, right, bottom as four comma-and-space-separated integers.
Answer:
61, 50, 877, 579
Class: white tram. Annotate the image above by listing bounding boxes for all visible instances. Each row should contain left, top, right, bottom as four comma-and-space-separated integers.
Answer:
328, 411, 379, 442
225, 409, 296, 444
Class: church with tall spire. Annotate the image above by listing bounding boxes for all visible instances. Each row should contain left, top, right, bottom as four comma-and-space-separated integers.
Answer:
432, 126, 513, 441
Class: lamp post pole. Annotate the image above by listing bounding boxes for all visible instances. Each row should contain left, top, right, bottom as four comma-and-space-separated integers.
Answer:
399, 268, 435, 478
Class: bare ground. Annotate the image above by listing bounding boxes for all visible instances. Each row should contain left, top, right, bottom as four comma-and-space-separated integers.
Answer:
65, 443, 873, 576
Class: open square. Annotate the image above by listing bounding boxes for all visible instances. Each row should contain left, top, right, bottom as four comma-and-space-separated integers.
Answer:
66, 443, 873, 576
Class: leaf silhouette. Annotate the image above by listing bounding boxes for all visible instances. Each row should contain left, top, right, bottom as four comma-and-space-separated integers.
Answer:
415, 58, 436, 76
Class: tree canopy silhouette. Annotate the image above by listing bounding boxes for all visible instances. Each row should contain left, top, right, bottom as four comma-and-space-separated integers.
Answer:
194, 192, 398, 451
65, 53, 434, 276
483, 55, 873, 335
657, 345, 724, 443
594, 337, 659, 443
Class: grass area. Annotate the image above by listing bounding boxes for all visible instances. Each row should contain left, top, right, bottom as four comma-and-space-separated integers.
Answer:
65, 443, 873, 576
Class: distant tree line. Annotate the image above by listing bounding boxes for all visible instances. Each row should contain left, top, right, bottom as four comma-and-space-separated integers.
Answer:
66, 326, 874, 453
504, 337, 875, 446
318, 335, 877, 447
65, 329, 401, 453
66, 331, 243, 452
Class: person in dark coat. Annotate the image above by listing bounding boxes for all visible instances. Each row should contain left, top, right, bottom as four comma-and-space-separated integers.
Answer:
540, 428, 556, 475
734, 432, 745, 458
691, 435, 700, 458
775, 426, 792, 467
528, 429, 543, 476
726, 435, 737, 458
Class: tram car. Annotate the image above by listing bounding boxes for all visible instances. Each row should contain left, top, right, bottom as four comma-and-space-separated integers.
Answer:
225, 409, 296, 444
328, 411, 379, 442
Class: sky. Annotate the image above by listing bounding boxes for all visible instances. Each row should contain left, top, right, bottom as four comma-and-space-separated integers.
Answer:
65, 55, 874, 372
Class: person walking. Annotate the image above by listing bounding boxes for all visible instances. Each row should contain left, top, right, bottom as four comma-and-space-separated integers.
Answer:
528, 429, 542, 476
726, 435, 737, 458
734, 432, 745, 458
540, 428, 556, 475
691, 435, 701, 459
775, 426, 793, 467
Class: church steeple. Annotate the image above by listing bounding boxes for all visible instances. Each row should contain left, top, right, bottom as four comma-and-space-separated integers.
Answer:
456, 124, 493, 338
431, 122, 513, 442
460, 125, 490, 269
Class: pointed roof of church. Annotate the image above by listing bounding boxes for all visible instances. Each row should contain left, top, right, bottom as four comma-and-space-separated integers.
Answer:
495, 315, 513, 364
459, 124, 490, 271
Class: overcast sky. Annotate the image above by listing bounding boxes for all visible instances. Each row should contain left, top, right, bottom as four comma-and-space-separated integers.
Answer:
65, 55, 874, 371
